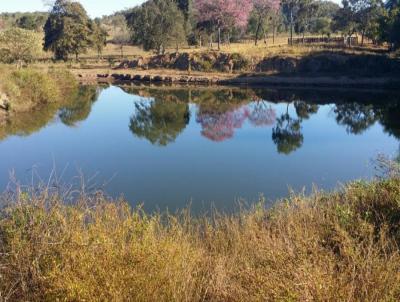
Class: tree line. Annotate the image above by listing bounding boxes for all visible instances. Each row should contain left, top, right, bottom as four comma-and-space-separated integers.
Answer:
0, 0, 399, 62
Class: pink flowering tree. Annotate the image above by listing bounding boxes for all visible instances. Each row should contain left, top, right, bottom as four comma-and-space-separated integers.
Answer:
252, 0, 281, 45
194, 0, 253, 50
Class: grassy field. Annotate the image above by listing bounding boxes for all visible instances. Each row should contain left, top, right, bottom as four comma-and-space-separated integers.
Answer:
30, 33, 385, 63
1, 176, 400, 301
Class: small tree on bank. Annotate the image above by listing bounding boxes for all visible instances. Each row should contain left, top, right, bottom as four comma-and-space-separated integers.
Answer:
44, 0, 94, 60
194, 0, 253, 50
0, 28, 42, 66
251, 0, 281, 46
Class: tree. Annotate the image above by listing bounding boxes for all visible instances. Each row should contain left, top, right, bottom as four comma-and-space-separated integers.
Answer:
194, 0, 253, 50
379, 2, 400, 49
175, 0, 194, 38
91, 22, 108, 59
44, 0, 95, 60
111, 18, 130, 58
0, 28, 42, 65
334, 0, 384, 46
332, 0, 358, 45
312, 17, 332, 36
16, 15, 37, 30
251, 0, 281, 46
281, 0, 302, 45
126, 0, 187, 54
297, 0, 319, 39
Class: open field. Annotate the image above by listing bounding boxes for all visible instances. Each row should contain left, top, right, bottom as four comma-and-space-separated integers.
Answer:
1, 177, 400, 301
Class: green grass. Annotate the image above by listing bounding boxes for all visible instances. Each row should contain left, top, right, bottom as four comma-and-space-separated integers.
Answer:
1, 178, 400, 301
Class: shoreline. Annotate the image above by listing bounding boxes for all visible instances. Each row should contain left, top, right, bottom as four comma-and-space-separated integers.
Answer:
74, 69, 400, 89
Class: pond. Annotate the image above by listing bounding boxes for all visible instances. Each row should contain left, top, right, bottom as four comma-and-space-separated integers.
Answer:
1, 85, 400, 212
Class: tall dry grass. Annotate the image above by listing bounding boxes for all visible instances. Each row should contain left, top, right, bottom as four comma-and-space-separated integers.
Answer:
0, 66, 78, 112
1, 178, 400, 301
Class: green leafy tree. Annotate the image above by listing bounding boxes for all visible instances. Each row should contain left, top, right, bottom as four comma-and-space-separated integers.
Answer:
297, 0, 319, 38
112, 19, 130, 58
313, 17, 332, 36
44, 0, 95, 60
16, 15, 37, 30
0, 28, 42, 65
379, 3, 400, 49
332, 0, 358, 45
334, 0, 384, 46
281, 0, 303, 45
126, 0, 187, 54
92, 22, 108, 59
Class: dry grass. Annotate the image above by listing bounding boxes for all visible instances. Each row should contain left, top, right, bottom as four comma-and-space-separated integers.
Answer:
1, 178, 400, 301
0, 66, 78, 112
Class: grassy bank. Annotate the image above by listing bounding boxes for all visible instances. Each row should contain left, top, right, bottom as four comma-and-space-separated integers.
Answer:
0, 66, 78, 113
1, 178, 400, 301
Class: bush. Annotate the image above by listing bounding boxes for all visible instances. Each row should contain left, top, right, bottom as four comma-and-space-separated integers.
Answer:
0, 28, 42, 64
0, 67, 78, 112
1, 178, 400, 301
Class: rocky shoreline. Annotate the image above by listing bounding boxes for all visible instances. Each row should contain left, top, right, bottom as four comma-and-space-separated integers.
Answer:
77, 72, 400, 89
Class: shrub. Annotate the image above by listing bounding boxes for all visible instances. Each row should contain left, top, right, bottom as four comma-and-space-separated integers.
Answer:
0, 28, 42, 64
0, 67, 78, 112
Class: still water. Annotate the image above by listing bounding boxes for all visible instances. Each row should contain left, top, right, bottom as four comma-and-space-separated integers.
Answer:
1, 85, 399, 212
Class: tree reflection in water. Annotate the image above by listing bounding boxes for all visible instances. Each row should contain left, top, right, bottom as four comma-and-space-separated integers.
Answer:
248, 101, 276, 127
196, 105, 250, 142
1, 86, 400, 157
272, 104, 304, 155
334, 103, 378, 135
129, 98, 190, 146
59, 86, 101, 126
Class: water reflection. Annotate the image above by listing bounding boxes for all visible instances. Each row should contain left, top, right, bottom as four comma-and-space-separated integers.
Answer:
2, 85, 400, 152
272, 104, 304, 155
59, 86, 101, 127
0, 86, 101, 141
2, 84, 400, 211
129, 97, 190, 146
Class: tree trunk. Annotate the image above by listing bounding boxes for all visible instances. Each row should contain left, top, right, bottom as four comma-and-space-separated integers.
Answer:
361, 31, 365, 46
218, 26, 221, 51
272, 21, 275, 45
255, 16, 262, 46
264, 29, 267, 45
120, 45, 124, 58
290, 9, 294, 46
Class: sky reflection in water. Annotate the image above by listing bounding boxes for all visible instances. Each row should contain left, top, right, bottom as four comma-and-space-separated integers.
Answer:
0, 85, 399, 212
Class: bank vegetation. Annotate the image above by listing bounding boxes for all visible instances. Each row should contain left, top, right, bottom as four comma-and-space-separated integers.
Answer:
1, 175, 400, 301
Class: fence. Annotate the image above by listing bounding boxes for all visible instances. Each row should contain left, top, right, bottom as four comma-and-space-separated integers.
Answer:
288, 37, 359, 46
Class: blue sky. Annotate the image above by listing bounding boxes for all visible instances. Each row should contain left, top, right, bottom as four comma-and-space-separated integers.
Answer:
0, 0, 343, 18
0, 0, 145, 18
